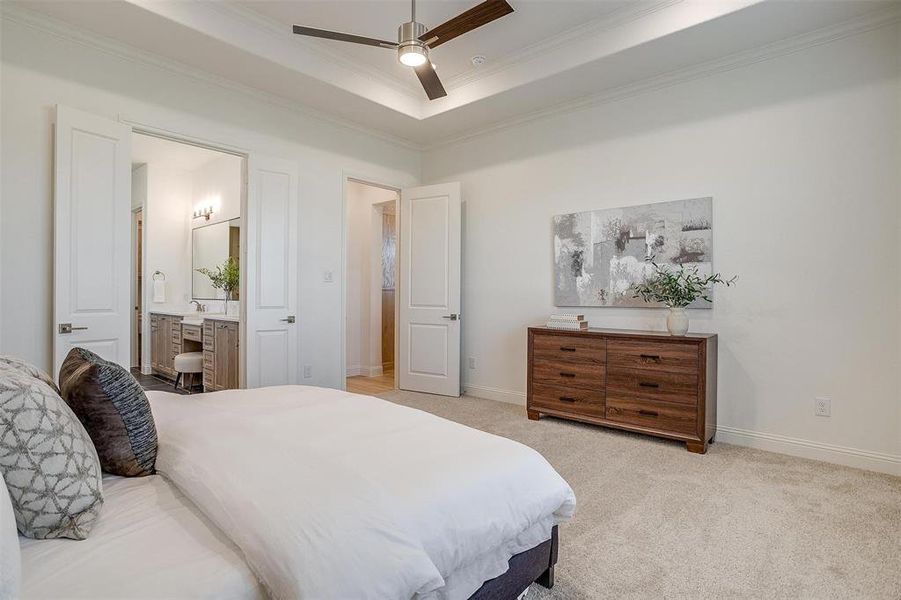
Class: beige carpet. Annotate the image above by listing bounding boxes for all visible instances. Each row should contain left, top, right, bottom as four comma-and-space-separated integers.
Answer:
380, 390, 901, 599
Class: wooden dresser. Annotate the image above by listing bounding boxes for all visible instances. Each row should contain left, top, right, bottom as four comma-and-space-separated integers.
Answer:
527, 327, 717, 453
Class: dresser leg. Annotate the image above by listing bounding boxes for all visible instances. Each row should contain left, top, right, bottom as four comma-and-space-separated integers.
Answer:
527, 409, 540, 421
686, 440, 707, 454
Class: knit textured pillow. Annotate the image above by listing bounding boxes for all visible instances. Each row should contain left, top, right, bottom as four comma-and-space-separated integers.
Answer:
0, 367, 103, 540
59, 348, 157, 477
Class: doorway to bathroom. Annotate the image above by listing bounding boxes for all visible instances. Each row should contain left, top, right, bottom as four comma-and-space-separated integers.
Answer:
53, 105, 301, 391
344, 179, 399, 395
130, 132, 245, 392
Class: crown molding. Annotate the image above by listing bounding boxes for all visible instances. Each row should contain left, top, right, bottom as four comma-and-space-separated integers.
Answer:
424, 3, 901, 151
209, 1, 423, 99
443, 0, 683, 91
0, 3, 426, 151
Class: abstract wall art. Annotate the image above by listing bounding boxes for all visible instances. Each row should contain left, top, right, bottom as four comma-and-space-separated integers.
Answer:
553, 197, 713, 308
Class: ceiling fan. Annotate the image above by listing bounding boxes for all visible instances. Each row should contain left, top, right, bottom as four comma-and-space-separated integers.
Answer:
292, 0, 514, 100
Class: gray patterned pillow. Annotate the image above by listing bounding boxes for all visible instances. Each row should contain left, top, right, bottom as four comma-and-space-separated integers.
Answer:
0, 355, 59, 394
0, 366, 103, 539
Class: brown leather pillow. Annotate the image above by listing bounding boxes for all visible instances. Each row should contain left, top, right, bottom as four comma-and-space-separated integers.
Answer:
59, 348, 157, 477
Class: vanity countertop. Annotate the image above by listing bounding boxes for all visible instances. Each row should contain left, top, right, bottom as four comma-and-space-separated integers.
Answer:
203, 314, 240, 323
149, 309, 197, 318
149, 310, 240, 324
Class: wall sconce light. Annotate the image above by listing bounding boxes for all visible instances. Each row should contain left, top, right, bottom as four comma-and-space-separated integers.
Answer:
193, 206, 214, 221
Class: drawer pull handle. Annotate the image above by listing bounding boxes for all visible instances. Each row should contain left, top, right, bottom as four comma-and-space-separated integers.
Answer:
640, 354, 661, 362
638, 409, 659, 417
559, 346, 577, 352
639, 382, 659, 388
559, 372, 576, 378
559, 396, 576, 402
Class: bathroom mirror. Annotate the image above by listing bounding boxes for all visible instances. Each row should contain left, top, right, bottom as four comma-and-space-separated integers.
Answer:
192, 218, 241, 300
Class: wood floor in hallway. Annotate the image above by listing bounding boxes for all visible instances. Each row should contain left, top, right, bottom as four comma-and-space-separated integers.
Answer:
346, 370, 395, 395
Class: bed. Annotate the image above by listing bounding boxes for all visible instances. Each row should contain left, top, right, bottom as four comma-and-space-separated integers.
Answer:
16, 385, 575, 599
19, 475, 266, 599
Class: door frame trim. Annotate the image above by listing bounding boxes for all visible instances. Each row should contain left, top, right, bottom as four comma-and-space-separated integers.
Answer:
340, 172, 402, 392
126, 121, 250, 388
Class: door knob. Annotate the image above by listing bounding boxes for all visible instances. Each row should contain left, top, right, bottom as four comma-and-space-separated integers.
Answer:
442, 314, 459, 321
58, 323, 88, 334
280, 316, 296, 324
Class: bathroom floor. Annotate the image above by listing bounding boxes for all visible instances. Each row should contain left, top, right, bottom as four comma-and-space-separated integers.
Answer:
130, 368, 190, 395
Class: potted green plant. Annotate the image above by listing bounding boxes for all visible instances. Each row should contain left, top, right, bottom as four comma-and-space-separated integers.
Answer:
631, 259, 736, 336
196, 257, 240, 314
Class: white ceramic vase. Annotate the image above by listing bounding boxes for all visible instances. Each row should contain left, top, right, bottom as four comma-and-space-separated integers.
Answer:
666, 307, 689, 336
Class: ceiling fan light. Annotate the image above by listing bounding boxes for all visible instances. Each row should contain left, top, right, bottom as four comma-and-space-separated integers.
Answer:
398, 43, 428, 67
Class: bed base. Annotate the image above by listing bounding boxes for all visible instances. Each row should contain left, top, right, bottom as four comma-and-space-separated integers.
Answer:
468, 525, 558, 600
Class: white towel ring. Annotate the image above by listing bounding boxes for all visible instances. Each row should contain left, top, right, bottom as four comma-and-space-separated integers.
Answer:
152, 271, 166, 281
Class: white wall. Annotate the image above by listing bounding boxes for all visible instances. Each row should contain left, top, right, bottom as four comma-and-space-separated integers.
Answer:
422, 24, 901, 473
131, 163, 147, 211
145, 165, 193, 313
191, 153, 242, 226
345, 181, 398, 376
0, 13, 420, 389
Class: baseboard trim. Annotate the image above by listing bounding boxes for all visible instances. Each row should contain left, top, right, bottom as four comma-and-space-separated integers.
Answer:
346, 365, 383, 377
462, 385, 899, 476
463, 384, 526, 406
716, 426, 900, 476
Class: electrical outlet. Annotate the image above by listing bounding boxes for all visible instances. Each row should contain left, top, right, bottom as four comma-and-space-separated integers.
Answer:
815, 396, 831, 417
323, 270, 333, 283
303, 365, 312, 379
468, 357, 477, 369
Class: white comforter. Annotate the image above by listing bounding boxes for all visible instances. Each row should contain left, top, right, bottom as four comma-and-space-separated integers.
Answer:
148, 386, 576, 600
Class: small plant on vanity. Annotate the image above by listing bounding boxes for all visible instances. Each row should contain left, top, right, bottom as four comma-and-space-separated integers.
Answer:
196, 257, 240, 313
631, 258, 736, 336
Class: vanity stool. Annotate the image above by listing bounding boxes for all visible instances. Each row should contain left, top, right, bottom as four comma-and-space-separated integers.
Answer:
173, 352, 203, 393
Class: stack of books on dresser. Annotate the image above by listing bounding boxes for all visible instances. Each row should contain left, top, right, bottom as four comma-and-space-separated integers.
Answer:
545, 314, 588, 331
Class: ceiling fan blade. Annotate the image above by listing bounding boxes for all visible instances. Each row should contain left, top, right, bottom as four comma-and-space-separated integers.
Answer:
293, 25, 397, 49
414, 63, 447, 100
420, 0, 514, 49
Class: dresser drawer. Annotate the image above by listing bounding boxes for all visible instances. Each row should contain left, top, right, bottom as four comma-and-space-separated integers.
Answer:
533, 360, 605, 390
531, 382, 605, 418
182, 324, 202, 342
533, 334, 605, 365
607, 369, 698, 405
606, 397, 697, 435
607, 340, 699, 374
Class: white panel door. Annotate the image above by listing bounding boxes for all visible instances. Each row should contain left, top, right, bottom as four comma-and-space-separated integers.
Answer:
54, 105, 132, 375
245, 155, 298, 388
398, 182, 461, 396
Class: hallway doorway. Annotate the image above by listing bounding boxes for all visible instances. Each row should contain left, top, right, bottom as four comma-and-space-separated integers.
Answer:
344, 179, 398, 395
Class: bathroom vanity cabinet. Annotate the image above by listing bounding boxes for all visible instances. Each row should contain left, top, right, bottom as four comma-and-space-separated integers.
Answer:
149, 312, 240, 391
203, 317, 239, 392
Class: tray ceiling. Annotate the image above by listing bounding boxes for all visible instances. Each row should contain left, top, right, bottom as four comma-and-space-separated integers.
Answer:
6, 0, 898, 147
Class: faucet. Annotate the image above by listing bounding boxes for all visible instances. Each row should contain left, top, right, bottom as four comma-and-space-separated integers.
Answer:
190, 300, 205, 313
